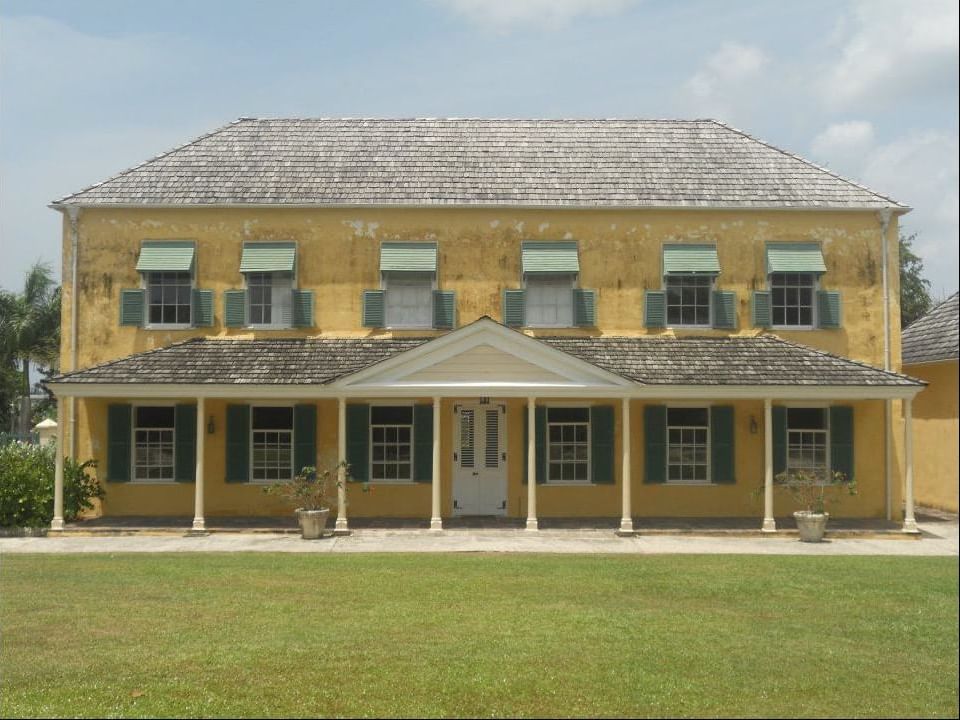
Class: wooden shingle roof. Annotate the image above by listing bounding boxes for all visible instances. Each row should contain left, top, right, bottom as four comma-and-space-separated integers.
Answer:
54, 118, 903, 209
902, 292, 959, 365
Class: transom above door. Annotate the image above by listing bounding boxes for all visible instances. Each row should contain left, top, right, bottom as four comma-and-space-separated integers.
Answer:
453, 403, 507, 516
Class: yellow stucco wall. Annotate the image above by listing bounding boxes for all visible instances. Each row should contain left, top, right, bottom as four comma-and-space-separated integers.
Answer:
903, 360, 959, 512
77, 396, 891, 520
59, 206, 906, 520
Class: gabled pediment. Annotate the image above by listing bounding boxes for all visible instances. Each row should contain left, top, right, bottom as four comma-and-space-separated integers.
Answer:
336, 318, 632, 391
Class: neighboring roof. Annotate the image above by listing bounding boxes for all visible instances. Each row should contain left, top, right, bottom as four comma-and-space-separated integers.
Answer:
902, 292, 959, 365
53, 118, 904, 210
47, 333, 921, 388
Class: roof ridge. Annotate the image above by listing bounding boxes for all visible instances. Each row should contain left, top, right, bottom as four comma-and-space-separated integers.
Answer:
709, 120, 906, 209
51, 119, 247, 206
763, 334, 923, 384
234, 117, 719, 123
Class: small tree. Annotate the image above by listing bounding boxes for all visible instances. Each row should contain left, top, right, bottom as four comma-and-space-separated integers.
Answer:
900, 231, 932, 328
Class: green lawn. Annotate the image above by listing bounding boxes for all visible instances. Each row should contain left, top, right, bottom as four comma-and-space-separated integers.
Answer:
1, 554, 957, 718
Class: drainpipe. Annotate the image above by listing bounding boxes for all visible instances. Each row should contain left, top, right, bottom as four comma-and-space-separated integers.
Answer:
878, 207, 893, 521
66, 206, 81, 457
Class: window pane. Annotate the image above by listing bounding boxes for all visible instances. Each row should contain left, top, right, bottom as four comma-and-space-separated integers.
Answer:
371, 406, 413, 425
667, 408, 709, 426
787, 408, 826, 430
136, 406, 175, 428
252, 406, 294, 430
547, 407, 589, 423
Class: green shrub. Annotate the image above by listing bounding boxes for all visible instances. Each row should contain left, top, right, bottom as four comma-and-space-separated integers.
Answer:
0, 442, 103, 528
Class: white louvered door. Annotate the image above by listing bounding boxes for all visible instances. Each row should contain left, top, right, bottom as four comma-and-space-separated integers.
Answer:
453, 403, 507, 516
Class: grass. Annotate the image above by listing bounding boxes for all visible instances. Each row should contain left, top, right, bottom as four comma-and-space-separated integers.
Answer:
1, 554, 957, 718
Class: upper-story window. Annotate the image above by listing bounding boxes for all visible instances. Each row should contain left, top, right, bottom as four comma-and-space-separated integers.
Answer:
526, 273, 576, 328
765, 243, 827, 330
238, 242, 298, 329
133, 241, 197, 329
511, 241, 596, 329
380, 242, 438, 329
662, 244, 721, 328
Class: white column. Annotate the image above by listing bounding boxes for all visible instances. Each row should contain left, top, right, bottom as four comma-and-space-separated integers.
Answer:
191, 397, 206, 533
51, 396, 65, 532
526, 397, 538, 531
335, 397, 349, 534
619, 397, 634, 534
902, 398, 919, 533
762, 398, 777, 532
430, 396, 443, 531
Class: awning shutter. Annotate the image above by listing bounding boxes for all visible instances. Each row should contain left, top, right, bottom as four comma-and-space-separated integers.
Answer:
662, 244, 720, 274
380, 242, 437, 272
239, 242, 296, 273
521, 241, 579, 273
766, 243, 826, 274
135, 241, 195, 272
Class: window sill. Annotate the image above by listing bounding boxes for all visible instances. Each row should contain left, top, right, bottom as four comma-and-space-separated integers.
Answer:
144, 324, 193, 331
247, 325, 294, 331
772, 326, 815, 331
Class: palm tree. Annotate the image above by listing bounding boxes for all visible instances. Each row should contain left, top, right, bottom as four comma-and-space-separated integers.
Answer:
0, 262, 61, 436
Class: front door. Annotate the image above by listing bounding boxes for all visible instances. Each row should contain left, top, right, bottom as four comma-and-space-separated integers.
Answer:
453, 403, 507, 516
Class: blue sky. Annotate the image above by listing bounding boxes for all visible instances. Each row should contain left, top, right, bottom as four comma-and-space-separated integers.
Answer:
1, 0, 957, 295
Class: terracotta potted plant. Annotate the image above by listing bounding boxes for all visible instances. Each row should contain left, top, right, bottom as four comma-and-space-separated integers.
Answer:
776, 469, 857, 542
263, 462, 348, 539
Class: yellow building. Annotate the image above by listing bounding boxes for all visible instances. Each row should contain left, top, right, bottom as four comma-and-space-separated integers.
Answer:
902, 293, 959, 513
45, 118, 924, 533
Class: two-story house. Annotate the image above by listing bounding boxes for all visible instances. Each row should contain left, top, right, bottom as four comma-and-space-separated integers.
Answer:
44, 118, 924, 534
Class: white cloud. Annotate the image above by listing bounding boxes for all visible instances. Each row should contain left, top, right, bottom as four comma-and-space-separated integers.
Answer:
680, 42, 767, 122
434, 0, 635, 31
821, 0, 958, 109
810, 121, 876, 169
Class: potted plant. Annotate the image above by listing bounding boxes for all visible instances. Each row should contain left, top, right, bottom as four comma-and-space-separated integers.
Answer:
776, 469, 857, 542
263, 462, 348, 539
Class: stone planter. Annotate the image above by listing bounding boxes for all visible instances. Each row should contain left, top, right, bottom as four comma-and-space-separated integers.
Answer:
297, 508, 330, 539
794, 510, 829, 542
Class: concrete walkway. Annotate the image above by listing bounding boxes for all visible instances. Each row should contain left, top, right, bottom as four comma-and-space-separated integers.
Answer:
2, 519, 956, 556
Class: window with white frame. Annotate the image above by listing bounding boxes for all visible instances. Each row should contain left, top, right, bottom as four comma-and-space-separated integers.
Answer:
247, 272, 293, 327
370, 406, 413, 482
384, 272, 433, 329
526, 274, 575, 328
786, 407, 828, 480
667, 407, 710, 483
146, 272, 192, 326
771, 273, 817, 327
547, 407, 590, 482
133, 406, 175, 481
666, 275, 713, 327
252, 406, 294, 481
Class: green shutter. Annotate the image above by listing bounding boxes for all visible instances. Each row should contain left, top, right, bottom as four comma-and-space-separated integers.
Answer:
119, 289, 145, 326
224, 290, 247, 328
293, 404, 317, 476
522, 406, 546, 484
239, 242, 296, 273
752, 291, 772, 328
362, 290, 385, 328
521, 241, 580, 273
433, 290, 456, 329
772, 406, 787, 477
225, 404, 250, 483
644, 291, 666, 329
174, 404, 197, 483
135, 241, 195, 272
817, 290, 842, 329
380, 242, 438, 272
346, 404, 369, 482
193, 289, 214, 327
710, 406, 735, 484
766, 243, 827, 274
590, 405, 615, 484
712, 291, 737, 329
830, 406, 854, 482
413, 404, 433, 482
106, 404, 132, 482
644, 405, 666, 483
503, 289, 526, 327
662, 244, 721, 274
293, 290, 314, 327
573, 289, 596, 327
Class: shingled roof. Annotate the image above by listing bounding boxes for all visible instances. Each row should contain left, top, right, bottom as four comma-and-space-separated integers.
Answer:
48, 334, 921, 388
902, 292, 959, 365
53, 118, 903, 209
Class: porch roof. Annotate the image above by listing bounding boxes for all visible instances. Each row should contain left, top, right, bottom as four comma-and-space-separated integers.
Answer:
47, 328, 922, 391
